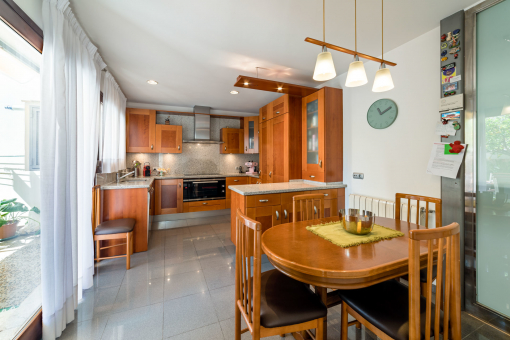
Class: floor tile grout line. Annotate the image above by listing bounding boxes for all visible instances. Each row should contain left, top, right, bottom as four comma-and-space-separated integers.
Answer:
463, 312, 510, 338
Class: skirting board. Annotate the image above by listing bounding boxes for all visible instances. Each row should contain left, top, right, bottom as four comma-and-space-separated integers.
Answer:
152, 209, 230, 222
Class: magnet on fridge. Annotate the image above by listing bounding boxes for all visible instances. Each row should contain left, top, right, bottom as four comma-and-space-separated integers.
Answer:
441, 42, 448, 49
441, 34, 447, 41
454, 53, 459, 59
449, 47, 460, 54
453, 29, 461, 35
441, 50, 448, 56
446, 32, 452, 41
452, 121, 461, 130
441, 56, 448, 61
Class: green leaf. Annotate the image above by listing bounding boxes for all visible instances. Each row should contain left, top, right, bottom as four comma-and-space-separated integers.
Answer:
30, 207, 40, 214
3, 204, 28, 213
0, 198, 17, 205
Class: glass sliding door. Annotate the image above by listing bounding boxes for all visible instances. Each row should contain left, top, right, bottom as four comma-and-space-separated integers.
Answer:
475, 0, 510, 319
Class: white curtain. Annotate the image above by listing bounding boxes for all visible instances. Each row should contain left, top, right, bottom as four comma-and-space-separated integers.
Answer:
40, 0, 106, 338
102, 71, 127, 172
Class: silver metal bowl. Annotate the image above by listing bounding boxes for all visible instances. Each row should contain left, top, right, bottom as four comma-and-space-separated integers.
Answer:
342, 210, 375, 235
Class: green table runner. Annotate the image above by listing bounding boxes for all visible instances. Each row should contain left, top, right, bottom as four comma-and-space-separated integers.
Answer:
306, 221, 404, 248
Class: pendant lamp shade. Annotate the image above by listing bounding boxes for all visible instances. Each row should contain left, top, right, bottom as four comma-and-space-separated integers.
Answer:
313, 47, 336, 81
372, 63, 394, 92
345, 56, 367, 87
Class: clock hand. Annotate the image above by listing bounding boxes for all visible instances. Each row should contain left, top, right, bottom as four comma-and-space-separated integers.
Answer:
381, 106, 392, 114
377, 108, 382, 115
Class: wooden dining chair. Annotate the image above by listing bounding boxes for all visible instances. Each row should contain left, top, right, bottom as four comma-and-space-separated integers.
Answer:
396, 193, 442, 297
92, 185, 135, 270
338, 222, 461, 340
235, 209, 327, 340
293, 194, 325, 222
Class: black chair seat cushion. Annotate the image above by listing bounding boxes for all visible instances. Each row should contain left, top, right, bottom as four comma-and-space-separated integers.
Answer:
95, 218, 135, 235
337, 280, 442, 340
259, 269, 327, 328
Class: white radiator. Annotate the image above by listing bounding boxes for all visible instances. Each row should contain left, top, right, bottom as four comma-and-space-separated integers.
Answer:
348, 194, 437, 228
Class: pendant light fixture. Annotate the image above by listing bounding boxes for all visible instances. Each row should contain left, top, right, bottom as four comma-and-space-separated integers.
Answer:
313, 0, 336, 81
372, 0, 394, 92
345, 0, 368, 87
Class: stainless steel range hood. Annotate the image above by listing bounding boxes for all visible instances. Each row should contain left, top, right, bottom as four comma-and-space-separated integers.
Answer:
183, 106, 224, 144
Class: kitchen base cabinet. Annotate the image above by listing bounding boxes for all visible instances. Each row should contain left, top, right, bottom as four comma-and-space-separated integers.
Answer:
230, 188, 345, 243
226, 176, 250, 209
155, 179, 183, 215
183, 199, 226, 213
249, 176, 262, 184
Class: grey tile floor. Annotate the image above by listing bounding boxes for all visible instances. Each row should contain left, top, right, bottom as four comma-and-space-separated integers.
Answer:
58, 214, 510, 340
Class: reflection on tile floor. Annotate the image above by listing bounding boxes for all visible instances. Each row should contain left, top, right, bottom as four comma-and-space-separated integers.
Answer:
58, 215, 510, 340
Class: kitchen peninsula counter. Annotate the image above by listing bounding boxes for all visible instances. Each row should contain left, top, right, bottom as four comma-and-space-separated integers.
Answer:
229, 179, 346, 196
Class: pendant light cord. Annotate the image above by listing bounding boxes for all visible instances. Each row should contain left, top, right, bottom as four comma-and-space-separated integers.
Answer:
323, 0, 325, 42
381, 0, 384, 61
355, 0, 357, 52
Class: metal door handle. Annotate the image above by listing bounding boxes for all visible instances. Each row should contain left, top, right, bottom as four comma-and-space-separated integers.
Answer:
275, 210, 279, 220
284, 210, 288, 219
310, 175, 315, 178
234, 180, 239, 182
151, 144, 154, 150
179, 182, 181, 188
259, 199, 268, 203
203, 202, 207, 205
269, 171, 272, 178
178, 145, 180, 150
276, 111, 280, 114
314, 206, 317, 214
319, 160, 322, 168
224, 146, 227, 151
324, 194, 328, 197
245, 146, 247, 151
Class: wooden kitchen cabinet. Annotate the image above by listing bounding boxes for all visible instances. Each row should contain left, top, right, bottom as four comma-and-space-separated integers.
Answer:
226, 176, 250, 208
249, 176, 262, 184
272, 94, 290, 118
155, 179, 183, 215
246, 205, 282, 235
220, 128, 244, 154
259, 121, 273, 183
259, 103, 272, 124
183, 199, 226, 213
243, 117, 259, 154
155, 124, 182, 153
126, 108, 156, 153
302, 87, 343, 182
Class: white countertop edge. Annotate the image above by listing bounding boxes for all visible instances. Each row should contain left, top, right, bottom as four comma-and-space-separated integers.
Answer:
229, 182, 347, 196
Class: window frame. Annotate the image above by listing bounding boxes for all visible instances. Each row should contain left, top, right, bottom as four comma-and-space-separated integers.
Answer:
0, 0, 43, 52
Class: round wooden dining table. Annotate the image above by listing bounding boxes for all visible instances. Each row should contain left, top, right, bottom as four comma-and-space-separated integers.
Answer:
261, 216, 433, 340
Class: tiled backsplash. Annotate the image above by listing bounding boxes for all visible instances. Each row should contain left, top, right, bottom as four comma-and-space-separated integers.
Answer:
126, 114, 259, 175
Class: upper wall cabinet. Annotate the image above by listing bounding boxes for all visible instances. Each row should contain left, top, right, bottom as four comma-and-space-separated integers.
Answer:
302, 87, 343, 183
243, 117, 259, 154
126, 108, 156, 153
220, 128, 244, 154
155, 125, 182, 153
272, 95, 289, 118
259, 103, 272, 123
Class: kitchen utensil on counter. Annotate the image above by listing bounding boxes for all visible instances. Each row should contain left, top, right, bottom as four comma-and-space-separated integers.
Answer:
245, 161, 258, 174
132, 160, 141, 177
143, 162, 151, 177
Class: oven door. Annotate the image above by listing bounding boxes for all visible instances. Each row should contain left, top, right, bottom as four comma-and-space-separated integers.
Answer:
183, 179, 226, 201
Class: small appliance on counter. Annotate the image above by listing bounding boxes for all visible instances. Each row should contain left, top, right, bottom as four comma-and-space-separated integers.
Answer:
143, 162, 151, 177
245, 161, 258, 174
132, 160, 141, 177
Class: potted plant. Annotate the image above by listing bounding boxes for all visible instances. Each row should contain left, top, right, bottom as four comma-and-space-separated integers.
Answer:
0, 198, 40, 239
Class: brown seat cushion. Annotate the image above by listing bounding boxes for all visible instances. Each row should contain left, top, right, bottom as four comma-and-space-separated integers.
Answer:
337, 280, 443, 340
95, 218, 135, 235
259, 269, 327, 328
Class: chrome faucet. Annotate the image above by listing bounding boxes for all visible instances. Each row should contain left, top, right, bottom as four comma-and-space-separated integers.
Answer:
116, 171, 135, 183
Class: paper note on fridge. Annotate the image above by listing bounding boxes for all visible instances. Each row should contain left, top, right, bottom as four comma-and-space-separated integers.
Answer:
435, 121, 457, 136
439, 94, 463, 112
426, 142, 467, 179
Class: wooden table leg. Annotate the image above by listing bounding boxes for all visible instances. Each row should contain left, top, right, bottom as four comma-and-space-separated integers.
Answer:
315, 286, 328, 340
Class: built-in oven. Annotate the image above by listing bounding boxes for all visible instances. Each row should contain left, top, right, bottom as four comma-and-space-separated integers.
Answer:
183, 177, 226, 201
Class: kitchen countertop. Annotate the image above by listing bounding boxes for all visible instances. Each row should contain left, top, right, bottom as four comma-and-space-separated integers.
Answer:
100, 173, 259, 190
228, 180, 347, 196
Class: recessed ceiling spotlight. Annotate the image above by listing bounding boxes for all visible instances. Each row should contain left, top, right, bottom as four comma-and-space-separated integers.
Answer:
230, 90, 239, 94
147, 80, 158, 85
244, 82, 249, 86
277, 87, 283, 91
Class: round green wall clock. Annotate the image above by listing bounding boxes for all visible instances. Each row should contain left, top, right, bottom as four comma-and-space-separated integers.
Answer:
367, 99, 398, 129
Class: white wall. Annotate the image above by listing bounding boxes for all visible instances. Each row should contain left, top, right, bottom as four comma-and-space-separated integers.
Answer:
12, 0, 43, 29
321, 27, 441, 203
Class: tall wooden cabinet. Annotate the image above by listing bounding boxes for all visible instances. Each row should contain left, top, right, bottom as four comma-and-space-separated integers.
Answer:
126, 108, 156, 153
155, 125, 182, 153
243, 117, 259, 154
258, 95, 302, 183
302, 87, 343, 183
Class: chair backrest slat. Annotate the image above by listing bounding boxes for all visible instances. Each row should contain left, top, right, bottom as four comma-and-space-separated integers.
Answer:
235, 209, 262, 336
408, 222, 461, 340
395, 193, 442, 229
293, 194, 325, 222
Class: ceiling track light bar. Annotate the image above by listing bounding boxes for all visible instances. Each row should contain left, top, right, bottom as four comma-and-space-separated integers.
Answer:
304, 37, 397, 67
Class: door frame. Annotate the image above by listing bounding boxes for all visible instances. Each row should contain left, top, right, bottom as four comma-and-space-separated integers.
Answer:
464, 0, 510, 331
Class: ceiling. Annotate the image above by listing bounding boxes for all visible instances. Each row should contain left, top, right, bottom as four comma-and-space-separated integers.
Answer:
71, 0, 478, 115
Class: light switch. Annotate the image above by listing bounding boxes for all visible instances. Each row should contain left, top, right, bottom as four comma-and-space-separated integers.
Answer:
353, 173, 364, 180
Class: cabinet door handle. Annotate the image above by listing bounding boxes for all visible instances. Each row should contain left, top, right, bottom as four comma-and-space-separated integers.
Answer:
310, 175, 315, 178
284, 209, 288, 219
324, 193, 328, 197
151, 144, 154, 150
178, 145, 180, 150
263, 117, 266, 120
234, 180, 239, 182
203, 202, 208, 205
275, 210, 279, 220
276, 111, 280, 114
179, 182, 181, 188
259, 199, 269, 203
224, 146, 227, 151
314, 206, 317, 215
245, 146, 247, 151
269, 171, 272, 178
319, 160, 322, 168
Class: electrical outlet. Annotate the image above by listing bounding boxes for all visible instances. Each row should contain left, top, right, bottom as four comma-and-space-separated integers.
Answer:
353, 172, 364, 179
